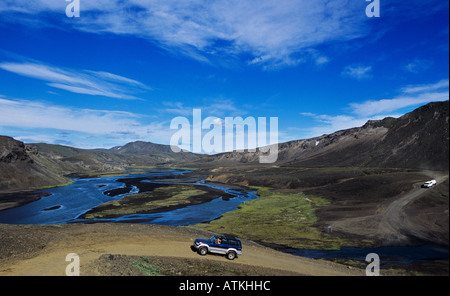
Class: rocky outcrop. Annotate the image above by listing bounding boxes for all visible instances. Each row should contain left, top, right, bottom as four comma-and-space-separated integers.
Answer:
0, 136, 32, 164
0, 136, 69, 193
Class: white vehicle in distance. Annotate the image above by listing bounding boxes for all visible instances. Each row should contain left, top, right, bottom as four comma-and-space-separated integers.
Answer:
422, 180, 437, 188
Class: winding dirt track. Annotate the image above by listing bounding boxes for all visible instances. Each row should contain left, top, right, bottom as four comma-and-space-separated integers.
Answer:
0, 223, 363, 276
4, 175, 446, 276
332, 174, 449, 245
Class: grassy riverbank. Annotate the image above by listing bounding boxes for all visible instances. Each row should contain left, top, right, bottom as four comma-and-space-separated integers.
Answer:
195, 186, 358, 250
33, 179, 75, 190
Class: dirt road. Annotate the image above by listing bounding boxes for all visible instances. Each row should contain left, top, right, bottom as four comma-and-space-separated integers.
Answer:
331, 174, 449, 245
3, 175, 446, 276
0, 223, 363, 276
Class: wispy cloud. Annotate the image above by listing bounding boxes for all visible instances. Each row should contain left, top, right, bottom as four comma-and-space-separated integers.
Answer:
161, 98, 244, 118
0, 61, 149, 100
401, 79, 449, 94
350, 79, 449, 117
301, 79, 449, 137
403, 58, 433, 74
0, 95, 268, 151
0, 96, 140, 134
0, 0, 370, 68
341, 64, 373, 80
0, 96, 173, 147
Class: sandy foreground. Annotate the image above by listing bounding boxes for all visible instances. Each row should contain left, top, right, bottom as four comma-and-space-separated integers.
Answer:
0, 223, 363, 276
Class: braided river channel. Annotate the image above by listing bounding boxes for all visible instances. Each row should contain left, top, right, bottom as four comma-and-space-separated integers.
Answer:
0, 169, 447, 266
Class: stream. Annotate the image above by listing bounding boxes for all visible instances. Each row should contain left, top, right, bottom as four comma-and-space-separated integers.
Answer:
283, 244, 449, 264
0, 169, 258, 225
0, 168, 447, 265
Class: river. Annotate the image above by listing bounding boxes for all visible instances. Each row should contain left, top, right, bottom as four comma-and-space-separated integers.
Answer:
0, 169, 258, 225
0, 169, 447, 265
283, 244, 449, 265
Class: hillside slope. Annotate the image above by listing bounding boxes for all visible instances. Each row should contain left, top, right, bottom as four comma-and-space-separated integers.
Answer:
0, 136, 70, 192
108, 141, 173, 154
194, 101, 449, 171
34, 141, 198, 167
103, 140, 199, 162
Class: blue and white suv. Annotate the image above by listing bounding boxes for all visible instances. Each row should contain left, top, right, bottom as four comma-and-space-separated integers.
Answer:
192, 234, 242, 260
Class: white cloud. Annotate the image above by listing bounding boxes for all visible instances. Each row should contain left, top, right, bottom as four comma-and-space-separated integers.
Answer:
0, 61, 149, 100
0, 96, 173, 146
401, 79, 449, 94
300, 78, 449, 137
161, 98, 244, 118
350, 79, 449, 117
0, 0, 369, 68
87, 70, 149, 89
0, 97, 139, 134
341, 64, 373, 80
403, 58, 433, 74
350, 92, 449, 117
315, 56, 329, 65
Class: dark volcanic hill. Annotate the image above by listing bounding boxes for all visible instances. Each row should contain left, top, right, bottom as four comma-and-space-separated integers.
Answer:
108, 141, 173, 154
195, 101, 449, 171
0, 136, 70, 192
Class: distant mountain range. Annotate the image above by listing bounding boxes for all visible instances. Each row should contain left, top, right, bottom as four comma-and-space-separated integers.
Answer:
0, 101, 448, 193
194, 101, 449, 171
0, 139, 198, 193
100, 141, 175, 154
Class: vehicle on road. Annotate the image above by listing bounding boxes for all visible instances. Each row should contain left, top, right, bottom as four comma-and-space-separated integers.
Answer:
422, 180, 437, 188
191, 234, 242, 260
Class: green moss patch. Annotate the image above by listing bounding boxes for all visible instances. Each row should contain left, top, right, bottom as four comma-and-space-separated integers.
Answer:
195, 186, 349, 250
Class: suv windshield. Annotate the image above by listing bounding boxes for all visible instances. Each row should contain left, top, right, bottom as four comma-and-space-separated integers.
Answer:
209, 235, 241, 248
210, 235, 222, 244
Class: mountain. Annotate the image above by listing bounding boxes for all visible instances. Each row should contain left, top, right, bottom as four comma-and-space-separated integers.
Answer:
0, 136, 70, 192
0, 139, 199, 193
107, 141, 173, 154
1, 101, 447, 192
194, 101, 449, 171
35, 141, 198, 167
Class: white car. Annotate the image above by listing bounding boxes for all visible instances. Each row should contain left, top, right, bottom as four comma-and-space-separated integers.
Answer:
422, 180, 437, 188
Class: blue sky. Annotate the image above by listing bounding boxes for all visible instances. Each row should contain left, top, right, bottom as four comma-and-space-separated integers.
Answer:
0, 0, 448, 151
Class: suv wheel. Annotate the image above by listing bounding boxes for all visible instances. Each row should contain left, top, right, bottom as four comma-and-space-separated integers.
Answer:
198, 246, 208, 256
226, 251, 237, 260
